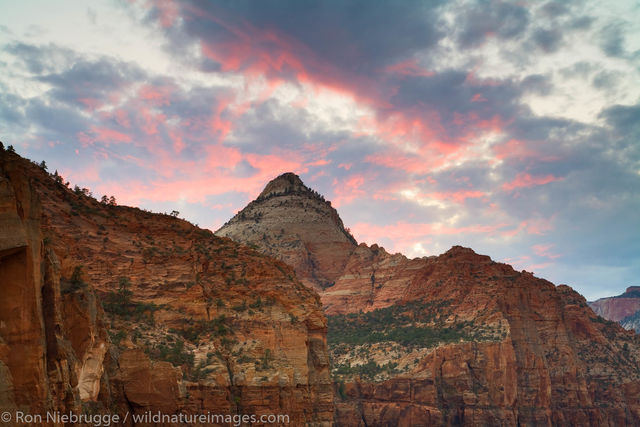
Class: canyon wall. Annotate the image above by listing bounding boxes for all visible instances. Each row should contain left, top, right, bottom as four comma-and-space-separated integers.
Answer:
0, 151, 333, 425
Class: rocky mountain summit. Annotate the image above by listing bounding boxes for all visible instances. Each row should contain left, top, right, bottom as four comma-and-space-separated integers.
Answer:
0, 151, 333, 425
217, 172, 640, 426
217, 172, 357, 291
590, 286, 640, 332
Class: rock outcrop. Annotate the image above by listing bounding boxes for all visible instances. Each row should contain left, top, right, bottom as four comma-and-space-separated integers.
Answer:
217, 172, 640, 426
0, 151, 333, 425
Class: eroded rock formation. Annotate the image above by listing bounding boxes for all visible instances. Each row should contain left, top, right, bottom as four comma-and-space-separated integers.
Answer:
216, 172, 357, 291
0, 151, 333, 425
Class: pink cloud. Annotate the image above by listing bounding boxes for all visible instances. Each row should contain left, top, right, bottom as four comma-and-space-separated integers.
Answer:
154, 0, 179, 28
77, 126, 132, 146
421, 190, 487, 203
306, 159, 331, 167
351, 221, 509, 248
189, 2, 389, 116
103, 149, 304, 207
113, 109, 131, 128
471, 93, 487, 103
332, 174, 367, 207
177, 2, 523, 183
492, 139, 560, 162
532, 244, 562, 259
204, 145, 243, 169
138, 107, 167, 136
502, 173, 563, 191
168, 128, 186, 153
383, 59, 434, 77
245, 151, 302, 175
78, 97, 102, 111
526, 262, 552, 271
501, 216, 556, 238
138, 84, 172, 106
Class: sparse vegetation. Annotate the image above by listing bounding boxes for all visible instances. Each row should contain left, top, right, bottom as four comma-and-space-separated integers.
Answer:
327, 300, 506, 380
256, 349, 273, 370
172, 315, 230, 343
232, 301, 247, 312
333, 360, 399, 381
61, 265, 88, 294
327, 300, 483, 348
145, 339, 194, 368
103, 277, 160, 324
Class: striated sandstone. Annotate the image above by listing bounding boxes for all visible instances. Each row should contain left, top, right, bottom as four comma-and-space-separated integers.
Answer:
329, 250, 640, 426
0, 151, 333, 425
216, 172, 357, 291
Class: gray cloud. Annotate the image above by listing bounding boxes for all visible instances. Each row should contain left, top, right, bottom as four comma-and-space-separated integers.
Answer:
600, 103, 640, 137
520, 74, 553, 95
599, 23, 625, 57
592, 70, 622, 90
455, 1, 530, 49
531, 28, 563, 53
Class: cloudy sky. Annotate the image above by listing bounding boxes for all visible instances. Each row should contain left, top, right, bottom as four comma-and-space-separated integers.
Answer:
1, 0, 639, 300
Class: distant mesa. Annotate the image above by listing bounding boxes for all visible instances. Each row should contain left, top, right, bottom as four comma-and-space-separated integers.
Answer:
589, 285, 640, 331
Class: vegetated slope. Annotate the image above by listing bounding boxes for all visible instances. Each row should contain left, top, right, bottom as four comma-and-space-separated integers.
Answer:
216, 171, 640, 426
0, 149, 333, 425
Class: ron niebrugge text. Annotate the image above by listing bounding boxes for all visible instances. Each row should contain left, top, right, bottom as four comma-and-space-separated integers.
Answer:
2, 410, 290, 426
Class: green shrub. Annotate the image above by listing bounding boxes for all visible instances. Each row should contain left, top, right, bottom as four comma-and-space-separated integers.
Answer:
327, 300, 472, 348
109, 330, 127, 347
103, 277, 159, 324
146, 339, 194, 368
61, 265, 87, 294
177, 315, 229, 343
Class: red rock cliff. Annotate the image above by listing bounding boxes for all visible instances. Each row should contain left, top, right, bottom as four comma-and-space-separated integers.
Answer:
0, 151, 333, 425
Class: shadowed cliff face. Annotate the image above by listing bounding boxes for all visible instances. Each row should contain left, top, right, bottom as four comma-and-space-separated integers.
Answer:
216, 172, 640, 426
0, 152, 334, 425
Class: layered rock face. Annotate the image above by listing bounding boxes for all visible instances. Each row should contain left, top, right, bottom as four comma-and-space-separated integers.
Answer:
589, 287, 640, 331
0, 153, 108, 417
216, 173, 357, 291
218, 172, 640, 426
331, 251, 640, 426
0, 151, 333, 425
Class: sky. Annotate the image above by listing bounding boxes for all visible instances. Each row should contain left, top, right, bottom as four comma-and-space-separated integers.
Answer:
1, 0, 639, 300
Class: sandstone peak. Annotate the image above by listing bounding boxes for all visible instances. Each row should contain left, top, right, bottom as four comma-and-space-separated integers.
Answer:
216, 172, 357, 290
445, 245, 477, 255
258, 172, 309, 199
